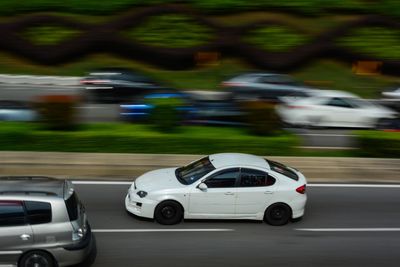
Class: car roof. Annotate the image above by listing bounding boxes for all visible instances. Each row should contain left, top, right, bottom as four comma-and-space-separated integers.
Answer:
0, 176, 67, 198
209, 153, 269, 169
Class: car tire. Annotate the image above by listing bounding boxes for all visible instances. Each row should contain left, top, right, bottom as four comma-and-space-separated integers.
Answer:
19, 250, 55, 267
264, 203, 292, 226
154, 200, 183, 225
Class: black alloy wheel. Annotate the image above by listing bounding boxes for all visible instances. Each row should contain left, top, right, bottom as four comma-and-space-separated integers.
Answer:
154, 200, 183, 225
264, 203, 291, 226
19, 251, 55, 267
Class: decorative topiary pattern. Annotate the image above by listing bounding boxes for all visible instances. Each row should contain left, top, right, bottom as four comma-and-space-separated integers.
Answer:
0, 5, 400, 74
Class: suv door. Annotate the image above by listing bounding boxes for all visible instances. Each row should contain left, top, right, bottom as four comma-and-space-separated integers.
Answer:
235, 168, 277, 216
189, 168, 239, 218
0, 200, 33, 264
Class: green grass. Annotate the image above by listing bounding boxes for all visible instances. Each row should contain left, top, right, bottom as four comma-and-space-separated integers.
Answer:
338, 27, 400, 60
354, 130, 400, 157
125, 14, 213, 48
21, 26, 81, 45
0, 122, 299, 155
245, 26, 310, 52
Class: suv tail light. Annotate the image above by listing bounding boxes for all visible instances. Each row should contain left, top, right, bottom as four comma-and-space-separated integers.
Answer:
296, 184, 306, 194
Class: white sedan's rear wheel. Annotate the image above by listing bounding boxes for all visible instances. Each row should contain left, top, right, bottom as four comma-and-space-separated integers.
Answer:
264, 203, 291, 226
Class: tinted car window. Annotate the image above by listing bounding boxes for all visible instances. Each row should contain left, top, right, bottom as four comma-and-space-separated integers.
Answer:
65, 192, 79, 221
205, 168, 239, 188
325, 98, 353, 108
25, 201, 52, 225
239, 168, 275, 187
0, 201, 26, 226
266, 160, 299, 181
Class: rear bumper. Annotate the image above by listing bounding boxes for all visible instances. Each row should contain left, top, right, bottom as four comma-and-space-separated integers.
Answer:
52, 224, 96, 267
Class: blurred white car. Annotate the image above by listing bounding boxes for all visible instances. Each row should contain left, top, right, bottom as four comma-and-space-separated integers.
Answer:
0, 101, 37, 121
126, 153, 307, 226
382, 87, 400, 99
276, 90, 398, 128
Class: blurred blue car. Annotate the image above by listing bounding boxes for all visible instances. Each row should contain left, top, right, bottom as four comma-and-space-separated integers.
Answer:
120, 91, 245, 126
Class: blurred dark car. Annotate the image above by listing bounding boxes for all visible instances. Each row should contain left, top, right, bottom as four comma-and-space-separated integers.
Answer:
0, 100, 37, 121
120, 91, 245, 126
221, 73, 312, 102
80, 68, 163, 103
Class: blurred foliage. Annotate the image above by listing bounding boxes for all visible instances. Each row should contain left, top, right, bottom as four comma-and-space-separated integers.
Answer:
245, 26, 309, 52
125, 15, 212, 48
338, 27, 400, 60
34, 95, 79, 130
241, 101, 282, 136
21, 26, 81, 46
0, 122, 299, 155
147, 97, 184, 132
355, 130, 400, 158
0, 0, 392, 16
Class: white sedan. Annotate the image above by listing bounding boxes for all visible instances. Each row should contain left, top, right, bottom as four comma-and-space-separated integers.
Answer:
125, 153, 307, 225
277, 90, 398, 128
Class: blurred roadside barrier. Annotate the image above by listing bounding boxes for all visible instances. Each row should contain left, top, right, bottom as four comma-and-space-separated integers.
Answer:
0, 74, 81, 86
0, 152, 399, 183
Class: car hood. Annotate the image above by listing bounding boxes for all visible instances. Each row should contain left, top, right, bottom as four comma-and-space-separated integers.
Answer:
134, 167, 184, 191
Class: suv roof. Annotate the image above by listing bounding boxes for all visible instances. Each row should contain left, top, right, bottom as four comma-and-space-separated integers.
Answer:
0, 176, 68, 198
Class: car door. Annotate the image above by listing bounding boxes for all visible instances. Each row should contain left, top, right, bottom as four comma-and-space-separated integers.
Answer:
0, 200, 33, 265
188, 168, 239, 218
319, 97, 359, 127
235, 168, 278, 217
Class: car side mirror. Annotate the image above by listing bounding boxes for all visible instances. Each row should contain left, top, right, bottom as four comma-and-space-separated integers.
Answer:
197, 182, 208, 191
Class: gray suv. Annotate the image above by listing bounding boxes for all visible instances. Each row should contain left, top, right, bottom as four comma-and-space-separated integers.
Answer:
0, 176, 96, 267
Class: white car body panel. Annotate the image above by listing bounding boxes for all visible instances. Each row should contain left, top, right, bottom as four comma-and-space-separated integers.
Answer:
276, 90, 398, 128
125, 153, 307, 222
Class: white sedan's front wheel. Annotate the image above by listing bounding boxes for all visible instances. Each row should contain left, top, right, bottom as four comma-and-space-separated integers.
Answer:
154, 201, 183, 225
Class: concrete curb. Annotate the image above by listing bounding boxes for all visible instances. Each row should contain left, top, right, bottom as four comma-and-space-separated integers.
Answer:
1, 151, 399, 183
0, 74, 81, 86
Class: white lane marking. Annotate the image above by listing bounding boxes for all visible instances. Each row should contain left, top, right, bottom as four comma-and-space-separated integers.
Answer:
73, 181, 132, 185
73, 181, 400, 188
296, 228, 400, 232
309, 184, 400, 188
0, 251, 22, 255
92, 229, 234, 233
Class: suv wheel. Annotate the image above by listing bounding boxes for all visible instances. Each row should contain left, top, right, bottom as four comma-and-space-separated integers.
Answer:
154, 201, 183, 225
19, 251, 55, 267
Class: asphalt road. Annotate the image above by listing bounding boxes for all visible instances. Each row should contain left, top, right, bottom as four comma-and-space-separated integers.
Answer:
73, 182, 400, 267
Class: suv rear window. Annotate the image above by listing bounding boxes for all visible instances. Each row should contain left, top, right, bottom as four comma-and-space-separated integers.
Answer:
0, 201, 26, 226
65, 192, 79, 221
25, 201, 52, 225
266, 160, 299, 181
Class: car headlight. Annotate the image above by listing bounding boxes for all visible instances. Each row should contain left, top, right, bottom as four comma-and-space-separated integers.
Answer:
137, 191, 147, 198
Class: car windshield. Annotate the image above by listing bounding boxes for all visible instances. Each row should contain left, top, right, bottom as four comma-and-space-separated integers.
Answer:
345, 98, 373, 108
175, 157, 216, 185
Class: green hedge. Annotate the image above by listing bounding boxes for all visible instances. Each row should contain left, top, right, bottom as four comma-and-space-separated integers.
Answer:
0, 122, 299, 155
21, 26, 81, 46
355, 130, 400, 158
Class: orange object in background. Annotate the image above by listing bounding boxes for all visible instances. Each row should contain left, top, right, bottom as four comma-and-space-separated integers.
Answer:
195, 52, 220, 66
352, 61, 382, 75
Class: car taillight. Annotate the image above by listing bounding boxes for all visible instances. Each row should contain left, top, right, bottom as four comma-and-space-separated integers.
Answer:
221, 82, 245, 88
296, 184, 306, 194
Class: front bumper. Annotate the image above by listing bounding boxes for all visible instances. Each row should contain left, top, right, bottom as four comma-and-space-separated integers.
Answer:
125, 193, 157, 219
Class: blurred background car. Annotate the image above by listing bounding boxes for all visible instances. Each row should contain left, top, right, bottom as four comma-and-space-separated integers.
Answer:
80, 67, 163, 103
120, 90, 245, 126
221, 73, 313, 102
276, 90, 398, 128
382, 86, 400, 99
0, 100, 37, 121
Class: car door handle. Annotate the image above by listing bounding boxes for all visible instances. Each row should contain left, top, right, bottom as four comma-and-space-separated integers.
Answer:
224, 192, 234, 195
264, 191, 273, 194
20, 234, 31, 241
